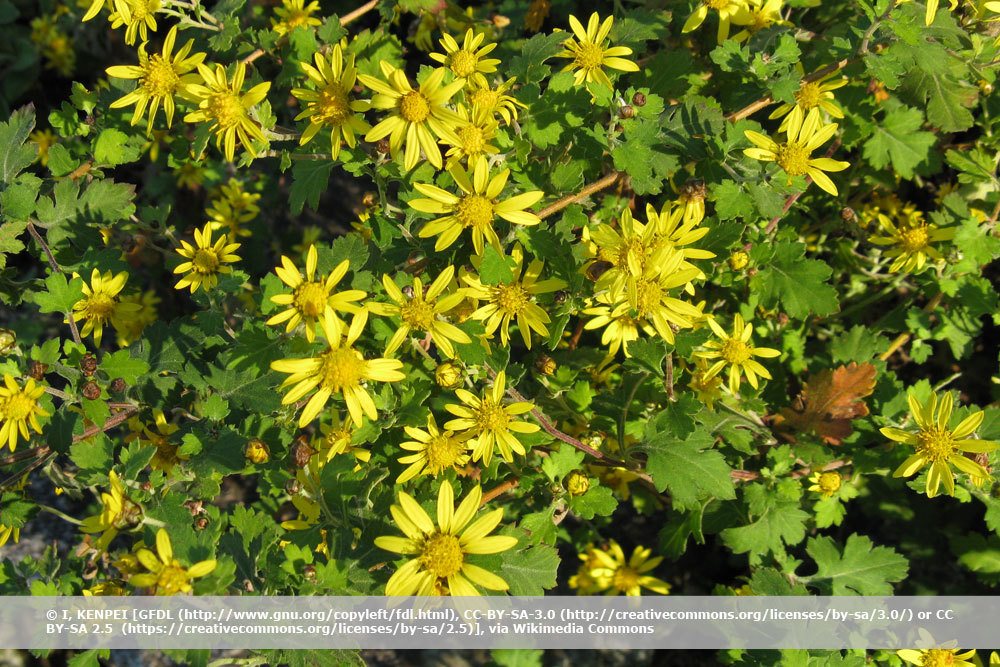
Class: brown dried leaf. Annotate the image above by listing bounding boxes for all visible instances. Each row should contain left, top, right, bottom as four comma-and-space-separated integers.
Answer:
775, 362, 877, 445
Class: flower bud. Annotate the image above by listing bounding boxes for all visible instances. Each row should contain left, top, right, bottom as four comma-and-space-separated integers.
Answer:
81, 353, 98, 376
0, 329, 15, 355
110, 377, 127, 393
435, 361, 463, 389
291, 437, 315, 468
620, 105, 635, 119
245, 438, 270, 465
82, 381, 101, 400
632, 91, 647, 107
565, 471, 590, 496
534, 355, 557, 376
29, 361, 47, 380
728, 251, 750, 271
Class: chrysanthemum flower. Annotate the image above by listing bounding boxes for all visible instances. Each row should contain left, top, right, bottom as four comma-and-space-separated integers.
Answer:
369, 266, 470, 358
569, 545, 607, 594
897, 647, 976, 667
412, 157, 544, 254
207, 180, 260, 239
315, 413, 370, 466
557, 12, 640, 89
466, 77, 526, 126
106, 26, 205, 135
429, 29, 501, 88
173, 223, 242, 294
126, 409, 184, 473
0, 375, 49, 453
682, 0, 746, 42
115, 290, 159, 347
396, 412, 472, 484
80, 470, 140, 551
461, 245, 566, 349
730, 0, 788, 42
374, 481, 519, 595
184, 62, 271, 162
0, 522, 19, 548
271, 0, 321, 35
129, 528, 217, 595
768, 73, 847, 129
108, 0, 160, 46
292, 44, 371, 161
359, 62, 464, 171
867, 209, 954, 273
444, 370, 540, 466
695, 313, 780, 393
743, 107, 850, 196
807, 471, 843, 498
584, 207, 665, 288
82, 0, 118, 21
674, 179, 708, 226
271, 310, 405, 428
587, 540, 671, 596
266, 245, 366, 342
442, 104, 500, 167
72, 269, 141, 347
882, 390, 996, 498
686, 357, 724, 409
582, 291, 643, 358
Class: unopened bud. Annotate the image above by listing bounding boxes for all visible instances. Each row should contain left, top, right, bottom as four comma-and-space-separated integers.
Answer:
435, 361, 463, 389
728, 251, 750, 271
291, 437, 315, 468
565, 471, 590, 496
632, 92, 646, 107
285, 478, 301, 495
0, 329, 15, 354
841, 207, 857, 224
29, 361, 47, 380
620, 105, 635, 119
110, 378, 126, 393
376, 139, 390, 154
534, 355, 557, 376
245, 438, 270, 465
303, 564, 317, 582
81, 353, 98, 376
194, 516, 209, 531
82, 381, 101, 400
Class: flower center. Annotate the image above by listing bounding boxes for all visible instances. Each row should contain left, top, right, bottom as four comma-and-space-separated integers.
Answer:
207, 92, 245, 129
3, 393, 35, 421
612, 566, 640, 591
400, 297, 435, 330
614, 237, 648, 272
448, 50, 478, 78
469, 88, 498, 110
84, 292, 117, 320
192, 248, 220, 274
457, 125, 486, 155
921, 650, 958, 667
130, 0, 158, 20
573, 42, 605, 71
142, 55, 180, 97
314, 84, 351, 125
721, 338, 752, 364
455, 194, 494, 230
424, 433, 466, 472
490, 283, 529, 315
817, 472, 841, 495
776, 142, 811, 176
293, 281, 328, 318
283, 9, 311, 28
899, 225, 930, 253
633, 280, 663, 316
475, 397, 510, 433
399, 91, 430, 123
154, 563, 191, 595
420, 533, 464, 579
320, 347, 364, 392
917, 427, 957, 463
795, 81, 823, 110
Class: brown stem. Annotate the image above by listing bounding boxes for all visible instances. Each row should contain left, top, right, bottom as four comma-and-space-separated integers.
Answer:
27, 222, 84, 345
72, 405, 139, 443
480, 479, 519, 506
340, 0, 379, 25
537, 172, 620, 220
0, 446, 49, 467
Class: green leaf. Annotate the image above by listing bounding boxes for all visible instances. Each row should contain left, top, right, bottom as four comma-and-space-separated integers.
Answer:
642, 428, 736, 510
720, 483, 808, 561
568, 484, 618, 520
831, 325, 885, 363
32, 272, 83, 314
82, 180, 136, 222
0, 105, 36, 184
900, 49, 976, 132
750, 241, 839, 319
0, 219, 27, 269
289, 159, 334, 214
479, 244, 515, 285
46, 144, 77, 177
100, 349, 150, 384
35, 179, 82, 228
497, 536, 559, 596
952, 533, 1000, 574
804, 534, 908, 595
861, 107, 936, 179
93, 128, 142, 166
491, 649, 544, 667
1, 174, 40, 222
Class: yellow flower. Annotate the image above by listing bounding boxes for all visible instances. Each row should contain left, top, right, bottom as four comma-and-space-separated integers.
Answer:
82, 0, 117, 21
0, 522, 19, 548
807, 471, 842, 498
80, 470, 139, 551
467, 77, 526, 126
443, 104, 500, 167
374, 481, 519, 595
359, 62, 464, 171
82, 581, 127, 596
429, 29, 501, 88
30, 129, 57, 166
730, 0, 788, 43
126, 409, 184, 473
184, 62, 271, 162
695, 313, 781, 393
743, 107, 850, 196
0, 375, 48, 453
369, 266, 470, 358
682, 0, 746, 42
270, 310, 406, 427
315, 413, 370, 466
115, 290, 159, 347
266, 245, 366, 342
106, 26, 205, 135
109, 0, 161, 46
557, 12, 640, 89
396, 412, 472, 484
207, 180, 260, 239
129, 528, 217, 595
881, 390, 996, 498
868, 209, 954, 273
582, 290, 643, 358
31, 16, 75, 76
588, 540, 671, 596
435, 361, 464, 389
72, 269, 142, 346
912, 0, 959, 25
292, 44, 371, 160
444, 370, 539, 466
896, 648, 976, 667
173, 223, 242, 293
768, 72, 847, 129
687, 357, 724, 409
271, 0, 321, 35
412, 157, 544, 255
461, 245, 566, 349
569, 544, 606, 594
674, 179, 708, 226
621, 261, 706, 344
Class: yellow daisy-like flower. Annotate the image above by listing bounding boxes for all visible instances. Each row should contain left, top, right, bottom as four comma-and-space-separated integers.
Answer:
126, 409, 184, 473
315, 413, 370, 466
674, 179, 708, 226
369, 266, 470, 358
768, 72, 847, 128
588, 540, 671, 596
106, 26, 205, 135
173, 223, 242, 294
444, 370, 540, 466
184, 62, 271, 162
109, 0, 160, 46
467, 77, 526, 126
807, 471, 842, 498
412, 157, 544, 255
207, 180, 260, 239
396, 412, 472, 484
266, 245, 366, 343
374, 481, 519, 596
0, 375, 49, 453
270, 310, 406, 428
30, 129, 57, 166
359, 62, 464, 171
569, 545, 607, 594
429, 29, 501, 88
730, 0, 788, 43
443, 104, 500, 167
695, 313, 781, 393
461, 245, 566, 349
82, 0, 118, 21
582, 290, 643, 358
271, 0, 321, 35
292, 44, 371, 161
743, 107, 850, 196
686, 357, 724, 410
881, 390, 996, 498
896, 648, 976, 667
867, 209, 954, 273
682, 0, 746, 42
80, 470, 140, 551
72, 269, 142, 347
557, 12, 640, 89
129, 528, 217, 595
115, 290, 159, 347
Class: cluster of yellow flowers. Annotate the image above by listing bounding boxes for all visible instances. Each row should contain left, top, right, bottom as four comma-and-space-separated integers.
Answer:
682, 0, 788, 44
